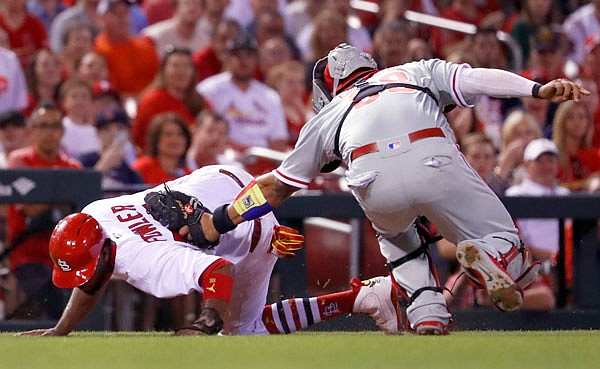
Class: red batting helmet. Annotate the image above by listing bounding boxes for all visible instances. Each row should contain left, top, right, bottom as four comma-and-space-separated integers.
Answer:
49, 213, 107, 288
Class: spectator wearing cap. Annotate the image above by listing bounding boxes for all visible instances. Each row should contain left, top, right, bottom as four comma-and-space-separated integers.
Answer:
504, 138, 568, 311
91, 79, 122, 116
6, 101, 81, 320
59, 78, 100, 160
142, 0, 210, 59
196, 33, 289, 159
80, 107, 142, 188
527, 25, 567, 81
509, 0, 557, 66
563, 0, 600, 67
94, 0, 159, 96
192, 19, 241, 83
0, 45, 28, 111
132, 48, 207, 151
0, 0, 48, 68
0, 109, 28, 168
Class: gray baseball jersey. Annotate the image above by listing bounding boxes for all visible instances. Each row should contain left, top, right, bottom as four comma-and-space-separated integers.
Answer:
274, 59, 519, 247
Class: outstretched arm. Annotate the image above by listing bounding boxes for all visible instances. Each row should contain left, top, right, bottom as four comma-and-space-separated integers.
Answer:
459, 68, 590, 102
201, 172, 300, 242
17, 284, 108, 336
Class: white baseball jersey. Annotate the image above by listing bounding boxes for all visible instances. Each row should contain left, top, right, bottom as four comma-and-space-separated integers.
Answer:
82, 165, 279, 335
274, 59, 519, 246
0, 47, 27, 111
196, 72, 289, 148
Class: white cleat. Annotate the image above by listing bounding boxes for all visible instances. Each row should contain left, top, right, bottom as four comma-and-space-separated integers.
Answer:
456, 241, 523, 312
352, 276, 402, 334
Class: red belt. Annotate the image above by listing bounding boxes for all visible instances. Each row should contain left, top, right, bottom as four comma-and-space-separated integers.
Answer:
350, 127, 445, 162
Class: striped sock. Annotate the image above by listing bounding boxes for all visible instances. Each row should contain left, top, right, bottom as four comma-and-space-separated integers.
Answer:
262, 290, 356, 334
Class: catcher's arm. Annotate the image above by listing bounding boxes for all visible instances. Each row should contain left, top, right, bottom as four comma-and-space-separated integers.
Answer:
202, 172, 299, 242
17, 284, 108, 336
457, 67, 590, 102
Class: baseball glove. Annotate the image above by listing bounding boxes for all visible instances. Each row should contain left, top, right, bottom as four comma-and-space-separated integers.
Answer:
144, 184, 218, 249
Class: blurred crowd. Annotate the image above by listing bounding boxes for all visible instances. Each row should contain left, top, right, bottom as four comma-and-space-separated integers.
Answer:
1, 0, 600, 324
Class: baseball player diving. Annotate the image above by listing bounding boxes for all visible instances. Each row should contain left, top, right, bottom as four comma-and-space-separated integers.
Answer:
18, 165, 401, 336
193, 44, 591, 335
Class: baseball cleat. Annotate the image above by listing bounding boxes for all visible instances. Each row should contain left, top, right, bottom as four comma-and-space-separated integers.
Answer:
352, 276, 402, 334
415, 320, 448, 335
456, 241, 523, 312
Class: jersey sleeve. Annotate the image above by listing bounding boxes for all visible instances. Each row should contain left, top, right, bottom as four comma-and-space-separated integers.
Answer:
424, 59, 477, 108
273, 118, 329, 189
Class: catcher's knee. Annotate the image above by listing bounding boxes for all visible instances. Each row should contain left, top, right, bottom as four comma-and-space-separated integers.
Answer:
199, 258, 234, 303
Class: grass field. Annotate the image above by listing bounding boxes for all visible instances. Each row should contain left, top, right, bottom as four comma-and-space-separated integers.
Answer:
1, 331, 599, 369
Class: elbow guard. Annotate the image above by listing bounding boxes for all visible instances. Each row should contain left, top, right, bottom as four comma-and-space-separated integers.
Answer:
232, 179, 273, 221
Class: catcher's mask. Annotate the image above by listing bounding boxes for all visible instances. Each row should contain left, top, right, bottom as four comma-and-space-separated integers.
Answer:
311, 43, 377, 113
49, 213, 109, 288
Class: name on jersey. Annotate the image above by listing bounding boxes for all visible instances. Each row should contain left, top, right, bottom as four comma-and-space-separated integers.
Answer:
111, 205, 167, 243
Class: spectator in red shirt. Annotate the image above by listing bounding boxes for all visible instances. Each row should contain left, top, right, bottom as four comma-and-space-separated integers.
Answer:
6, 101, 81, 319
132, 47, 207, 151
0, 0, 48, 67
131, 112, 192, 184
193, 19, 241, 83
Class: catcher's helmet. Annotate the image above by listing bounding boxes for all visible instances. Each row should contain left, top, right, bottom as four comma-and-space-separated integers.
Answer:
312, 43, 377, 113
49, 213, 107, 288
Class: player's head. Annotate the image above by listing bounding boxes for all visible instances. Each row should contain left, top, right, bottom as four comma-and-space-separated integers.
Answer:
49, 213, 114, 289
312, 43, 377, 113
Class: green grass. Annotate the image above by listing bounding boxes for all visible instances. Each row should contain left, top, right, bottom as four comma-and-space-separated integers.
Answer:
1, 331, 599, 369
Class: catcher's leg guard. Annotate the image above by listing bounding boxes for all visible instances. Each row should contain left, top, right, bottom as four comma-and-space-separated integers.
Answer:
456, 232, 540, 312
379, 223, 451, 335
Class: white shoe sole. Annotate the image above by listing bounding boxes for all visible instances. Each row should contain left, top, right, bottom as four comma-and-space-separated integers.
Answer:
456, 242, 523, 312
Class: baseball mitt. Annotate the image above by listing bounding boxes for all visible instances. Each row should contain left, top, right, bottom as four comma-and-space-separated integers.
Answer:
144, 184, 218, 249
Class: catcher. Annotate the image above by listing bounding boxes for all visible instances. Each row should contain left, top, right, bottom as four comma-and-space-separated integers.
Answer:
192, 44, 590, 334
18, 165, 401, 336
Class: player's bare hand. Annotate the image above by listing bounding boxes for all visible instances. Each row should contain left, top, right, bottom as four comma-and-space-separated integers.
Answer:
538, 79, 591, 103
16, 328, 63, 336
